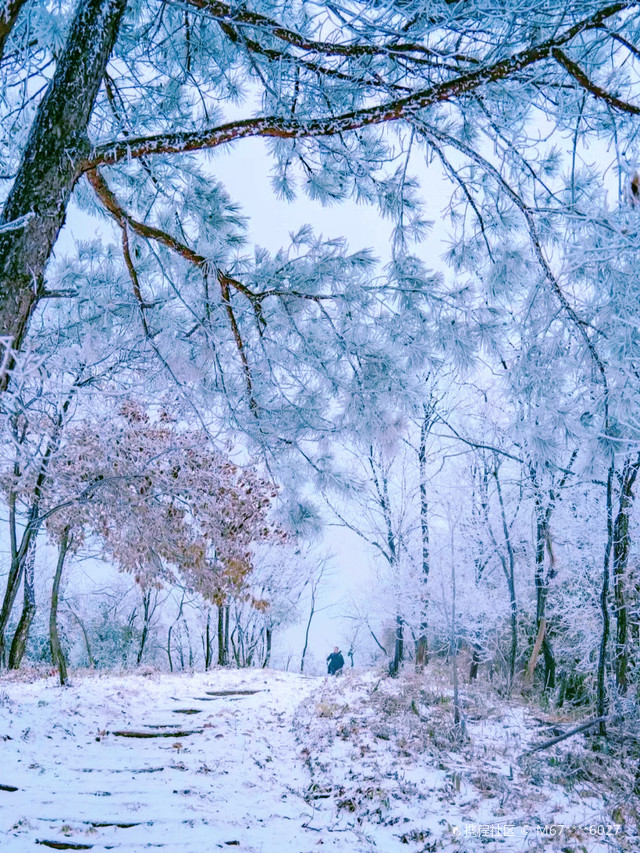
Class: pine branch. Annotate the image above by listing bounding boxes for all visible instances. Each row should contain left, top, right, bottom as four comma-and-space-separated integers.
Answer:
552, 48, 640, 114
86, 2, 638, 170
180, 0, 465, 60
86, 168, 262, 409
0, 0, 28, 63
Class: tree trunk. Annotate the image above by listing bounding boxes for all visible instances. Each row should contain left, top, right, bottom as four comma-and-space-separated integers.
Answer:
217, 603, 227, 665
526, 618, 547, 682
183, 617, 193, 669
612, 454, 640, 694
300, 583, 316, 673
415, 404, 431, 672
167, 592, 185, 673
494, 468, 517, 690
263, 627, 272, 668
50, 529, 70, 685
136, 589, 153, 666
68, 608, 94, 668
532, 505, 556, 689
469, 646, 480, 681
597, 463, 615, 737
389, 613, 404, 677
224, 605, 230, 664
449, 528, 464, 735
167, 626, 174, 672
1, 384, 80, 664
0, 505, 38, 666
204, 610, 213, 670
0, 546, 25, 666
0, 0, 128, 382
8, 535, 37, 668
527, 453, 576, 692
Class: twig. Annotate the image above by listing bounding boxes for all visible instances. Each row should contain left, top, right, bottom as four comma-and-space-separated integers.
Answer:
522, 716, 608, 756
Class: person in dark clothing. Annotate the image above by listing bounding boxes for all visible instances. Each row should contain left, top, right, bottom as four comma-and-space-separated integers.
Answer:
327, 647, 344, 675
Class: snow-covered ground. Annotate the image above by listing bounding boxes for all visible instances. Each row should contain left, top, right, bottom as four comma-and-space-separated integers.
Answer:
0, 668, 637, 852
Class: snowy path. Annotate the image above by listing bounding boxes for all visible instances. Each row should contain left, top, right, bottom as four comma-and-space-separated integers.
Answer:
2, 669, 637, 852
0, 669, 340, 853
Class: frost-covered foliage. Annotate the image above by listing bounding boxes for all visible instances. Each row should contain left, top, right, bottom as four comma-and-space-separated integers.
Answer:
2, 0, 640, 724
4, 0, 640, 454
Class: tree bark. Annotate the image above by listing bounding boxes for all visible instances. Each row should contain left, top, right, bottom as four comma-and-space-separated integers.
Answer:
50, 528, 70, 685
451, 534, 463, 734
218, 604, 228, 666
526, 618, 547, 682
300, 582, 316, 673
415, 403, 431, 671
494, 467, 518, 690
612, 454, 640, 694
597, 463, 615, 737
8, 535, 37, 668
136, 588, 154, 666
167, 592, 185, 673
389, 613, 404, 677
469, 646, 480, 681
0, 0, 128, 381
224, 604, 229, 664
263, 627, 272, 668
527, 453, 576, 691
204, 610, 213, 670
0, 503, 33, 666
533, 505, 556, 689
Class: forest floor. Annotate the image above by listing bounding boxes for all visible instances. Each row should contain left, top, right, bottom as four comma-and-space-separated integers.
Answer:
0, 666, 638, 852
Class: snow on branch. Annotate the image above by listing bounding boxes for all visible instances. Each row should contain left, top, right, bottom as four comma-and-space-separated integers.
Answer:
0, 211, 34, 235
552, 47, 640, 114
86, 2, 637, 170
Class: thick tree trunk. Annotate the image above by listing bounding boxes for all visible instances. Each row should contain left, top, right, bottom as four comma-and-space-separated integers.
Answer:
8, 535, 37, 668
0, 0, 127, 383
50, 529, 70, 685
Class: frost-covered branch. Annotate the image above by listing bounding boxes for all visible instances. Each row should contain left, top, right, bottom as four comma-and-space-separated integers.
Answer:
552, 47, 640, 114
87, 2, 636, 169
